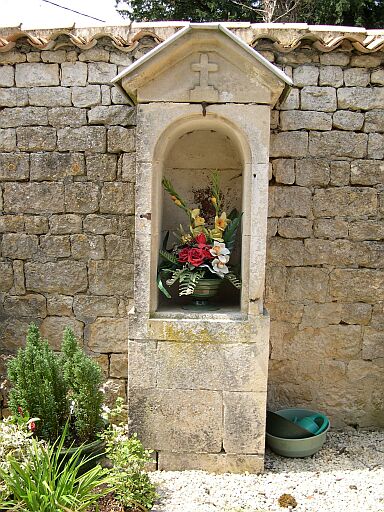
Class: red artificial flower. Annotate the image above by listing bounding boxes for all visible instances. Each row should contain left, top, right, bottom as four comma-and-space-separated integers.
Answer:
178, 247, 190, 263
194, 233, 207, 247
188, 247, 210, 267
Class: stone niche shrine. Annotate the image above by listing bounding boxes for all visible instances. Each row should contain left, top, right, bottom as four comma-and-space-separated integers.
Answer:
112, 23, 292, 473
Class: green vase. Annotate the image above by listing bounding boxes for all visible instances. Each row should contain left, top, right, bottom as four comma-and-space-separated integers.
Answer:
182, 278, 222, 311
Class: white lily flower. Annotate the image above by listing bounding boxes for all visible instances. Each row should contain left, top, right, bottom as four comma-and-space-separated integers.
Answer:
210, 241, 230, 258
212, 257, 229, 277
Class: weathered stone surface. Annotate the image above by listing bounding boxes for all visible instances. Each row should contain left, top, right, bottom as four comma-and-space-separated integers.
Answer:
313, 187, 377, 217
341, 303, 372, 326
277, 88, 299, 110
0, 263, 13, 291
0, 215, 24, 233
79, 48, 110, 63
270, 132, 308, 157
158, 452, 264, 474
30, 152, 84, 181
87, 317, 128, 352
46, 294, 73, 316
332, 110, 364, 131
109, 353, 128, 378
2, 233, 38, 259
17, 127, 56, 151
91, 354, 109, 379
313, 219, 349, 239
0, 106, 48, 127
268, 238, 304, 266
0, 66, 14, 87
309, 131, 367, 158
265, 266, 287, 303
278, 217, 312, 238
105, 235, 133, 262
41, 50, 66, 63
57, 126, 106, 153
61, 62, 87, 86
330, 160, 350, 186
368, 133, 384, 159
320, 53, 350, 66
40, 235, 71, 258
3, 294, 46, 318
343, 67, 370, 87
73, 295, 118, 320
292, 65, 319, 86
364, 111, 384, 133
0, 318, 37, 352
83, 214, 118, 234
272, 159, 294, 184
350, 55, 381, 68
72, 85, 101, 108
280, 110, 332, 131
371, 69, 384, 85
349, 220, 384, 241
10, 259, 25, 295
4, 183, 64, 213
0, 153, 29, 181
304, 239, 369, 267
301, 86, 337, 112
71, 234, 105, 259
371, 303, 384, 329
319, 66, 343, 87
295, 159, 330, 186
300, 303, 341, 328
0, 88, 28, 107
128, 340, 157, 389
25, 215, 48, 234
88, 62, 117, 84
129, 388, 222, 452
107, 127, 135, 153
330, 269, 384, 302
338, 87, 384, 110
86, 154, 117, 181
101, 379, 127, 408
0, 51, 26, 65
99, 183, 134, 214
351, 160, 384, 185
41, 316, 84, 350
88, 106, 136, 126
15, 63, 59, 87
109, 52, 132, 66
120, 153, 136, 182
64, 183, 99, 213
25, 261, 87, 294
362, 328, 384, 360
223, 391, 265, 453
0, 129, 16, 151
268, 186, 312, 217
286, 267, 329, 302
267, 301, 303, 324
88, 260, 133, 296
49, 214, 82, 234
111, 87, 132, 105
48, 108, 87, 127
28, 87, 71, 107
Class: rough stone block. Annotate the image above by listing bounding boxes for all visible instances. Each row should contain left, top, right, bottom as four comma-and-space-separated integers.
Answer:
330, 269, 384, 302
351, 160, 384, 185
41, 316, 84, 350
86, 154, 117, 181
0, 129, 16, 151
280, 110, 331, 131
110, 353, 128, 378
87, 317, 128, 352
304, 239, 369, 267
25, 261, 87, 294
309, 131, 367, 158
73, 295, 118, 320
313, 219, 348, 239
64, 183, 99, 213
319, 66, 343, 87
46, 294, 73, 316
268, 238, 304, 266
0, 106, 48, 128
72, 86, 101, 108
101, 379, 127, 408
320, 53, 350, 66
40, 235, 71, 258
343, 67, 370, 87
15, 63, 59, 87
100, 183, 134, 214
120, 153, 136, 182
128, 340, 158, 389
349, 220, 384, 241
286, 267, 329, 302
157, 452, 264, 474
0, 215, 24, 233
371, 69, 384, 85
2, 233, 38, 259
0, 52, 26, 65
101, 85, 111, 105
278, 218, 312, 238
88, 260, 133, 296
70, 234, 105, 260
0, 318, 37, 352
265, 266, 287, 303
111, 87, 132, 105
368, 133, 384, 160
338, 87, 384, 110
270, 132, 308, 157
268, 185, 312, 217
364, 111, 384, 133
297, 303, 341, 329
223, 391, 265, 453
272, 159, 294, 184
61, 62, 88, 86
0, 262, 13, 291
295, 159, 330, 186
330, 160, 350, 186
0, 66, 14, 87
28, 87, 71, 107
25, 216, 48, 234
57, 126, 106, 153
332, 110, 364, 131
3, 294, 46, 318
83, 214, 118, 234
88, 62, 117, 84
0, 153, 29, 181
301, 86, 337, 112
88, 105, 136, 126
292, 65, 319, 86
105, 235, 133, 262
48, 107, 87, 127
49, 214, 82, 234
109, 52, 132, 66
371, 303, 384, 329
79, 48, 110, 62
30, 152, 84, 181
128, 388, 222, 452
362, 328, 384, 360
350, 55, 381, 67
341, 303, 372, 326
41, 50, 66, 63
107, 127, 135, 153
4, 183, 64, 213
0, 88, 28, 107
313, 187, 377, 217
17, 127, 56, 151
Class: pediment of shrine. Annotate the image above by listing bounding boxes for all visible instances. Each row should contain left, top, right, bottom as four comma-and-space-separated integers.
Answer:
112, 24, 292, 106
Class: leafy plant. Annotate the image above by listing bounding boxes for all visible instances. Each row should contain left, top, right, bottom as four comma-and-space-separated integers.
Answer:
0, 425, 114, 512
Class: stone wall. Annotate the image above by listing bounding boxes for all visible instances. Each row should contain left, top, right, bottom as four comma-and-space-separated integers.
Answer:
0, 26, 383, 428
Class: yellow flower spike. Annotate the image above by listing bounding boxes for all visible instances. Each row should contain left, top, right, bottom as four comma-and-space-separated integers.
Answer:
194, 216, 205, 227
174, 199, 182, 206
210, 228, 224, 242
215, 212, 228, 231
211, 197, 217, 205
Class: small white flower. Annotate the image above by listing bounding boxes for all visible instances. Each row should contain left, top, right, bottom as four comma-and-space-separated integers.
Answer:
212, 257, 229, 277
209, 241, 230, 259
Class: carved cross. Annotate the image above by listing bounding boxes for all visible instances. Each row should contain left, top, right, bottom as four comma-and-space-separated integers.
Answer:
192, 53, 218, 88
190, 53, 219, 103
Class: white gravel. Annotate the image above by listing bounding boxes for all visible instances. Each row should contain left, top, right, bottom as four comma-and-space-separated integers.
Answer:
149, 429, 384, 512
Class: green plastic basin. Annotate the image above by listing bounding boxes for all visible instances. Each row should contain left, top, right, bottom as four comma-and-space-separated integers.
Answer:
266, 408, 330, 458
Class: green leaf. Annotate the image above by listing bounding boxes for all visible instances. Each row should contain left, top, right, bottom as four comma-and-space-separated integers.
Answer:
179, 270, 205, 295
225, 271, 242, 289
223, 212, 243, 253
159, 249, 178, 265
157, 272, 171, 298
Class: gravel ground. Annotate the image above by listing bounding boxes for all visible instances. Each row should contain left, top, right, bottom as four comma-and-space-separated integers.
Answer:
149, 429, 384, 512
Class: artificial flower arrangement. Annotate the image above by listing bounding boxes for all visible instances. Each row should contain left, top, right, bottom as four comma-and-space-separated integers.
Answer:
157, 172, 242, 298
